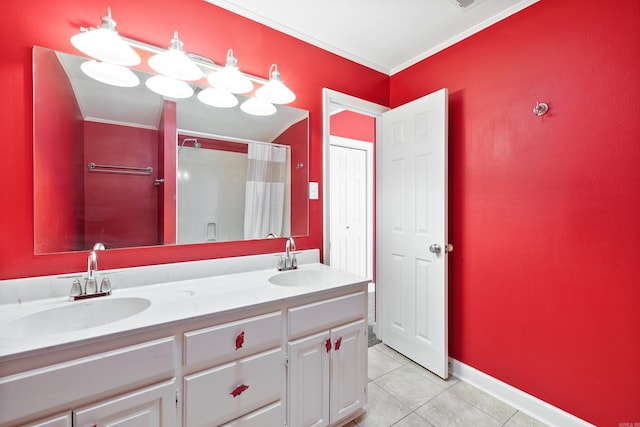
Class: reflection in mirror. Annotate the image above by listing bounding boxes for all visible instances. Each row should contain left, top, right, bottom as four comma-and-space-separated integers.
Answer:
33, 46, 309, 254
176, 135, 291, 243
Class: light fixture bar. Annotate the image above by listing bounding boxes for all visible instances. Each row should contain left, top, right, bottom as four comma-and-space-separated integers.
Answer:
118, 35, 269, 85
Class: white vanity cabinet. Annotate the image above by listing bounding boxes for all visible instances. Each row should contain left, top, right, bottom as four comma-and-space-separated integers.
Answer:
182, 311, 284, 427
0, 262, 370, 427
287, 292, 367, 427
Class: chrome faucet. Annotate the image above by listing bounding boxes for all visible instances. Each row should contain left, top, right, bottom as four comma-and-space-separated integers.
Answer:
278, 237, 298, 271
85, 242, 104, 294
285, 237, 296, 258
70, 242, 111, 300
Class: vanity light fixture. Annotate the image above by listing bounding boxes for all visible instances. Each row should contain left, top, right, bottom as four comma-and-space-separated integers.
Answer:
80, 60, 140, 87
207, 49, 254, 94
197, 87, 239, 108
255, 64, 296, 104
148, 31, 203, 81
70, 8, 141, 66
71, 12, 295, 104
145, 75, 194, 99
240, 97, 277, 116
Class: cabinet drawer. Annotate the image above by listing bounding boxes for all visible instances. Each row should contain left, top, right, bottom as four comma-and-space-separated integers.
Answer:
288, 292, 366, 339
184, 311, 282, 368
221, 401, 283, 427
184, 348, 283, 427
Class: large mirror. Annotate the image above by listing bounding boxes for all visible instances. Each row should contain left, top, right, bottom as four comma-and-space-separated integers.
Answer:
33, 46, 309, 254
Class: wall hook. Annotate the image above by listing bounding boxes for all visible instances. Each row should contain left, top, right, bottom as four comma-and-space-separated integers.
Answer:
533, 102, 549, 116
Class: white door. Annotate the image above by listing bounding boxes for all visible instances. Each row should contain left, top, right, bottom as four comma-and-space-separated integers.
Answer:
329, 141, 370, 278
378, 88, 449, 378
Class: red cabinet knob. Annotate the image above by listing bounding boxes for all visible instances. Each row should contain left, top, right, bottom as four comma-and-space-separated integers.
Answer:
235, 331, 245, 350
325, 338, 332, 353
335, 337, 343, 351
230, 384, 249, 397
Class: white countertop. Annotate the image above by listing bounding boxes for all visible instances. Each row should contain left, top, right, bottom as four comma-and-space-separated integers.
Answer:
0, 262, 369, 361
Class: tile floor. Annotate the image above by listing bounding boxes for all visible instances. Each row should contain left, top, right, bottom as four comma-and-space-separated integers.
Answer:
345, 343, 549, 427
360, 291, 547, 427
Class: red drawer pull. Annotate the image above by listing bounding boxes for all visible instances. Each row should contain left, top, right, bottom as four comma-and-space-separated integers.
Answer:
325, 338, 332, 353
335, 337, 342, 351
235, 331, 245, 350
230, 384, 249, 397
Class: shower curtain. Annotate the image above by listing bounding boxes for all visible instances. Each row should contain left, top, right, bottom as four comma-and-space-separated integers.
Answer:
244, 143, 288, 239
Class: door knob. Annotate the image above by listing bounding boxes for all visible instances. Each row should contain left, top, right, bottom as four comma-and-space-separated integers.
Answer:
429, 244, 441, 254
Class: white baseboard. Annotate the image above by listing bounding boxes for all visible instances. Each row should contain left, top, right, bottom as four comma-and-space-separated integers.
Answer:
450, 359, 595, 427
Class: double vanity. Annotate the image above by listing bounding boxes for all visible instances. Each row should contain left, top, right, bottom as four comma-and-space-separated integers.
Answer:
0, 250, 369, 427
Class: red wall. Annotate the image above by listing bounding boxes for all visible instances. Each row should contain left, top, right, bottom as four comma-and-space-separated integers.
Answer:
390, 1, 640, 425
33, 48, 84, 253
330, 110, 375, 142
83, 122, 159, 249
158, 100, 177, 245
1, 0, 388, 278
274, 118, 309, 236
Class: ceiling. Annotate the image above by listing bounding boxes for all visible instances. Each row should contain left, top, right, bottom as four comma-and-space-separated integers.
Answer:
204, 0, 538, 75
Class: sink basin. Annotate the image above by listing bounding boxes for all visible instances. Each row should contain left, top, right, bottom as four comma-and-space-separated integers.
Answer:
269, 269, 333, 287
1, 297, 151, 338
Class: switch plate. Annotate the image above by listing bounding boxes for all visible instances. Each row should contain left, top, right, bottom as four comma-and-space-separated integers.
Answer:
309, 182, 319, 200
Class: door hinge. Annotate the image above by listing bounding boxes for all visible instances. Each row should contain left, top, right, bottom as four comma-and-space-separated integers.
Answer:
284, 355, 289, 368
175, 388, 181, 407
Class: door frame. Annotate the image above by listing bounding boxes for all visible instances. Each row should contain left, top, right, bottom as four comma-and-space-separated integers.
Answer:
322, 88, 388, 331
329, 136, 374, 280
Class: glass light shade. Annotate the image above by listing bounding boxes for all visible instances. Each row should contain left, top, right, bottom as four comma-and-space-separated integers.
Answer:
240, 97, 276, 116
145, 75, 194, 99
197, 87, 238, 108
80, 60, 140, 87
70, 9, 140, 66
207, 49, 253, 94
148, 32, 203, 81
255, 65, 296, 104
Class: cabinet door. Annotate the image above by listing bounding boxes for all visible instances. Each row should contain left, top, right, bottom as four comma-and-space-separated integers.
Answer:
330, 320, 366, 423
288, 331, 331, 427
28, 413, 72, 427
74, 380, 176, 427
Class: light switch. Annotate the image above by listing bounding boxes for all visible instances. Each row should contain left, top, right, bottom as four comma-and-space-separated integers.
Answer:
309, 182, 319, 200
